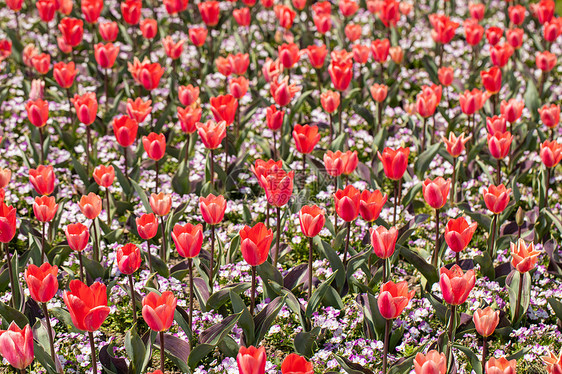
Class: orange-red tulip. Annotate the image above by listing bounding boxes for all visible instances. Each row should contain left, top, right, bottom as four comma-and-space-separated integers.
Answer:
33, 196, 58, 222
439, 265, 476, 305
93, 165, 115, 188
172, 223, 203, 258
63, 280, 110, 331
29, 165, 55, 195
149, 193, 172, 216
142, 291, 177, 331
117, 243, 142, 275
444, 217, 477, 253
79, 193, 102, 220
24, 262, 58, 303
378, 280, 415, 319
473, 306, 499, 337
511, 239, 540, 273
370, 225, 398, 259
142, 132, 166, 161
240, 222, 273, 266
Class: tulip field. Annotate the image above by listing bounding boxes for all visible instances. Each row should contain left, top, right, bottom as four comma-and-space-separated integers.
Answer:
1, 0, 562, 372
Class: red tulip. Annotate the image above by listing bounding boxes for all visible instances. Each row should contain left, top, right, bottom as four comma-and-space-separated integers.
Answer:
323, 150, 346, 177
271, 76, 300, 107
260, 168, 294, 208
344, 24, 362, 42
442, 132, 471, 158
196, 120, 227, 149
178, 84, 200, 107
352, 44, 370, 64
539, 104, 560, 128
328, 54, 353, 91
0, 322, 34, 370
266, 105, 285, 131
370, 83, 388, 102
390, 46, 404, 64
216, 56, 233, 77
535, 0, 554, 24
210, 94, 238, 125
377, 147, 410, 180
0, 202, 16, 243
414, 350, 447, 374
483, 184, 511, 214
281, 353, 313, 374
149, 193, 172, 216
113, 115, 138, 148
540, 140, 562, 168
127, 97, 152, 123
65, 223, 89, 252
536, 50, 557, 72
99, 21, 118, 42
313, 14, 332, 34
229, 76, 249, 99
140, 18, 158, 39
0, 40, 11, 62
26, 99, 49, 128
237, 346, 267, 374
58, 17, 83, 47
251, 159, 283, 189
162, 36, 184, 60
117, 243, 142, 275
6, 0, 23, 11
370, 225, 398, 259
33, 196, 58, 222
339, 0, 358, 16
334, 185, 361, 222
292, 124, 320, 154
469, 2, 484, 20
320, 90, 340, 114
416, 85, 439, 118
131, 59, 165, 91
422, 177, 450, 210
29, 165, 55, 195
63, 280, 110, 332
93, 164, 115, 188
499, 99, 524, 123
444, 217, 477, 253
429, 13, 459, 44
163, 0, 188, 14
79, 193, 102, 220
94, 42, 119, 69
199, 194, 227, 225
233, 7, 251, 26
543, 19, 561, 42
438, 67, 454, 87
464, 19, 484, 46
541, 349, 562, 374
240, 222, 273, 266
53, 61, 76, 88
486, 26, 503, 45
121, 0, 142, 24
36, 0, 56, 22
23, 45, 39, 67
81, 0, 103, 23
487, 131, 513, 160
486, 115, 507, 135
359, 190, 388, 222
24, 262, 58, 303
32, 53, 50, 74
189, 27, 207, 46
0, 169, 10, 189
473, 307, 499, 337
198, 1, 220, 26
177, 106, 202, 134
305, 45, 327, 68
171, 223, 203, 258
136, 213, 159, 240
279, 43, 301, 69
299, 205, 325, 238
490, 43, 514, 68
228, 53, 250, 75
508, 5, 526, 25
142, 291, 177, 331
439, 264, 476, 305
371, 38, 390, 63
378, 280, 414, 319
274, 5, 296, 28
506, 28, 524, 49
486, 357, 517, 374
481, 66, 502, 94
511, 239, 540, 273
72, 92, 98, 125
142, 132, 166, 161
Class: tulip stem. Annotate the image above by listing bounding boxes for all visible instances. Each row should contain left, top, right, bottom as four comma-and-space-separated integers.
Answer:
382, 258, 387, 283
250, 265, 256, 316
308, 237, 314, 301
450, 157, 457, 204
88, 331, 98, 374
272, 131, 278, 160
431, 208, 440, 268
66, 88, 74, 127
393, 180, 398, 226
146, 240, 154, 273
224, 131, 229, 174
209, 225, 215, 293
481, 335, 487, 373
333, 177, 338, 234
455, 252, 460, 266
445, 304, 456, 370
41, 303, 57, 365
544, 167, 551, 210
41, 222, 46, 262
3, 244, 13, 308
488, 214, 497, 258
209, 149, 214, 188
78, 251, 85, 283
273, 206, 281, 269
188, 258, 194, 329
92, 220, 100, 263
123, 147, 129, 181
329, 114, 333, 143
159, 331, 165, 372
343, 221, 351, 266
421, 117, 427, 153
86, 126, 92, 176
105, 187, 111, 227
382, 319, 391, 374
155, 160, 160, 194
128, 274, 138, 326
160, 217, 167, 261
104, 69, 109, 114
302, 153, 306, 173
514, 271, 524, 322
39, 126, 45, 164
266, 203, 270, 230
496, 159, 501, 185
